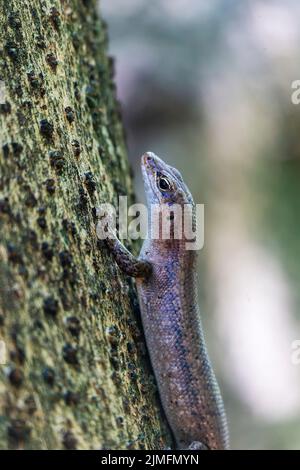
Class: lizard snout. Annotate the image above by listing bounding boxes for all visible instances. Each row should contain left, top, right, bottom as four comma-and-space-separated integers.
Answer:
141, 152, 160, 174
142, 152, 154, 166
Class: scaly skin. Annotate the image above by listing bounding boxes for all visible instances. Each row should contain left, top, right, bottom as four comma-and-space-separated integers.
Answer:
101, 152, 229, 450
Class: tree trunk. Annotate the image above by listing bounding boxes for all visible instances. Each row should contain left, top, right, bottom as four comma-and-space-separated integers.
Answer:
0, 0, 170, 450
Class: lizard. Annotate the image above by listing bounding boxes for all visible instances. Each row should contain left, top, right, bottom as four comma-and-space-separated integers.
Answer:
99, 151, 229, 450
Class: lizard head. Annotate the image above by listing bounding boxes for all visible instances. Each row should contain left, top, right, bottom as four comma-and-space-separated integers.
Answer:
141, 152, 194, 208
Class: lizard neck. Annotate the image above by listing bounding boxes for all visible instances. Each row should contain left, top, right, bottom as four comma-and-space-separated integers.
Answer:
144, 202, 198, 264
141, 236, 198, 270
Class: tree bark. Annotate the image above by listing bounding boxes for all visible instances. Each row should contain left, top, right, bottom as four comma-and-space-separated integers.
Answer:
0, 0, 170, 449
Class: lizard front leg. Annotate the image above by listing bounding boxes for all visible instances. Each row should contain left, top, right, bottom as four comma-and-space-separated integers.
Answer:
105, 236, 152, 279
96, 206, 151, 278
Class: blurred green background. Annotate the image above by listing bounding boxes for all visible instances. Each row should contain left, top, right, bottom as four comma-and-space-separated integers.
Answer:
101, 0, 300, 449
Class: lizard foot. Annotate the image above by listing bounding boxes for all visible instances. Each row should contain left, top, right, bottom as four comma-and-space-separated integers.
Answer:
188, 441, 208, 451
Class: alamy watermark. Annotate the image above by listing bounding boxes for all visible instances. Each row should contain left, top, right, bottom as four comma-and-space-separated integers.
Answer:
96, 196, 204, 250
0, 80, 6, 104
291, 340, 300, 365
291, 80, 300, 105
0, 340, 6, 365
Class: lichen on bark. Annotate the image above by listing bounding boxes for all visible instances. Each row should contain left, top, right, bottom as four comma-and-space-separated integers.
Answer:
0, 0, 170, 449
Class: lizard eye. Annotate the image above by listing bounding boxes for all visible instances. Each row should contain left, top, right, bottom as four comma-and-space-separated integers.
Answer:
157, 175, 172, 192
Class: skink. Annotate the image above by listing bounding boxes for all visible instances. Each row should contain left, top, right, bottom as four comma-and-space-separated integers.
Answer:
101, 152, 229, 450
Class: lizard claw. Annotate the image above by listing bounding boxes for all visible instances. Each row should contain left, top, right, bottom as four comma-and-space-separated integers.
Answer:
187, 441, 208, 451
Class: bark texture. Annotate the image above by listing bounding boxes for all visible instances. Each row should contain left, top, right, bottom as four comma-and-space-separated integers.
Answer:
0, 0, 170, 449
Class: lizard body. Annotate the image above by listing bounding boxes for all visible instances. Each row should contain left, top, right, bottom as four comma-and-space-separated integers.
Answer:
101, 152, 229, 450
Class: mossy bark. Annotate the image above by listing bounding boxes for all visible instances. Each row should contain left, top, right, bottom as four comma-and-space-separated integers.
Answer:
0, 0, 170, 450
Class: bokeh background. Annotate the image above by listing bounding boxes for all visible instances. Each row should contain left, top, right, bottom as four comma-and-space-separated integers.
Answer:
101, 0, 300, 449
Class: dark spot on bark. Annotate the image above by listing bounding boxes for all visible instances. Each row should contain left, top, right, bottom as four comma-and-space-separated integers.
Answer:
10, 323, 21, 342
15, 345, 26, 364
127, 342, 135, 354
11, 142, 23, 156
89, 290, 99, 302
105, 326, 119, 347
62, 219, 77, 237
49, 6, 60, 29
7, 420, 31, 445
63, 265, 77, 286
59, 250, 72, 268
0, 315, 4, 326
46, 52, 58, 70
130, 371, 138, 381
37, 216, 47, 229
31, 7, 38, 20
18, 265, 28, 278
40, 119, 54, 138
21, 99, 33, 110
24, 395, 37, 415
71, 139, 81, 157
5, 41, 19, 60
141, 411, 151, 422
0, 101, 11, 115
129, 294, 140, 318
49, 150, 65, 171
8, 12, 22, 30
42, 367, 55, 386
24, 189, 37, 208
128, 362, 138, 381
84, 172, 96, 195
66, 316, 80, 338
98, 145, 106, 159
14, 83, 23, 98
43, 296, 59, 317
27, 70, 40, 88
63, 344, 78, 365
62, 431, 77, 450
65, 106, 75, 123
111, 371, 121, 386
0, 198, 11, 214
45, 178, 56, 194
33, 319, 44, 330
110, 357, 119, 371
41, 242, 53, 261
64, 390, 79, 406
80, 294, 87, 309
35, 34, 46, 49
116, 416, 124, 427
91, 207, 97, 222
7, 243, 23, 264
26, 229, 38, 248
78, 187, 88, 210
74, 82, 81, 101
17, 112, 26, 125
8, 368, 24, 387
3, 143, 10, 158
